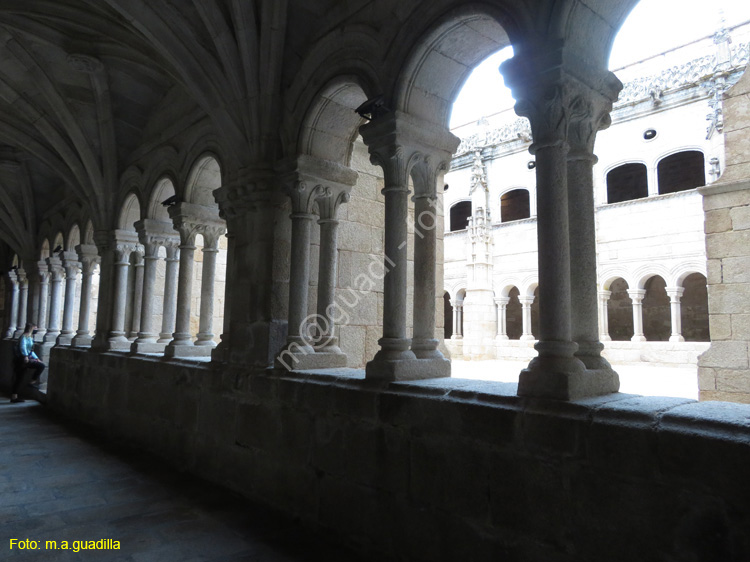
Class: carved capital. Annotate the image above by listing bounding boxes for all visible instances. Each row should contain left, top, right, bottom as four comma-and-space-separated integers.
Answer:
75, 244, 101, 274
359, 111, 458, 190
501, 47, 622, 154
36, 261, 50, 283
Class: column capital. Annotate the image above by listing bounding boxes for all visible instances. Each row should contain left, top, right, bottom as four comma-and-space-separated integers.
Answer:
46, 255, 64, 280
277, 156, 357, 217
598, 289, 612, 300
75, 244, 101, 273
494, 296, 510, 306
15, 267, 27, 284
519, 296, 535, 306
134, 218, 180, 256
500, 45, 622, 153
359, 110, 459, 192
168, 202, 226, 245
6, 269, 18, 285
60, 251, 81, 276
666, 286, 685, 301
627, 288, 646, 301
36, 260, 50, 282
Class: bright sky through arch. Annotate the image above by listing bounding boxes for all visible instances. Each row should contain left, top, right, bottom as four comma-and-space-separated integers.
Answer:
449, 0, 750, 131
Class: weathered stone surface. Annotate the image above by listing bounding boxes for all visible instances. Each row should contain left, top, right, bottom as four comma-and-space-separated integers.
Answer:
699, 341, 749, 369
709, 313, 732, 340
704, 208, 732, 233
706, 283, 750, 314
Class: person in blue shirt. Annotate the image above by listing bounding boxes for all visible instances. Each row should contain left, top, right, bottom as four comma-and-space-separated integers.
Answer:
11, 322, 45, 403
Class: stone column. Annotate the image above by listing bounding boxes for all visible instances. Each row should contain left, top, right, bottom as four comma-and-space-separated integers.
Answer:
451, 304, 461, 339
598, 290, 612, 342
72, 245, 100, 347
456, 304, 464, 337
410, 154, 451, 375
165, 221, 197, 356
16, 269, 29, 336
159, 243, 180, 344
35, 261, 50, 342
519, 296, 535, 341
211, 232, 232, 362
108, 241, 136, 349
359, 111, 458, 380
628, 289, 647, 342
57, 252, 81, 345
43, 257, 64, 344
165, 203, 223, 358
132, 220, 178, 353
313, 177, 354, 365
666, 286, 685, 342
4, 270, 19, 338
501, 48, 620, 398
567, 80, 619, 373
126, 249, 145, 340
495, 297, 510, 340
195, 227, 225, 346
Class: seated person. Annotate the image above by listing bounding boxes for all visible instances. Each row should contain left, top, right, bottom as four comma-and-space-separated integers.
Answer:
11, 322, 46, 404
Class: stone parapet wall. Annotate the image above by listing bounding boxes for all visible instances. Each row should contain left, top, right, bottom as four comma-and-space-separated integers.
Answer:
48, 348, 750, 561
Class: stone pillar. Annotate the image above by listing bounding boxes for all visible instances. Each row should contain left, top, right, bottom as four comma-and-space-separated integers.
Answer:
567, 82, 619, 374
410, 153, 451, 373
195, 227, 225, 346
165, 202, 224, 358
165, 222, 196, 355
159, 243, 180, 344
456, 304, 464, 337
359, 111, 458, 380
57, 252, 81, 345
495, 297, 509, 340
108, 241, 136, 349
35, 261, 50, 342
72, 245, 100, 347
4, 270, 19, 338
313, 178, 354, 364
628, 289, 647, 342
598, 290, 612, 342
16, 269, 29, 336
43, 257, 64, 344
211, 232, 232, 362
126, 249, 145, 340
451, 304, 461, 339
132, 220, 178, 353
666, 286, 685, 343
214, 170, 288, 369
501, 48, 620, 398
519, 296, 535, 341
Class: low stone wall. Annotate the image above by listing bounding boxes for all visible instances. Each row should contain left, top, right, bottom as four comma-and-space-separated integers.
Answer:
602, 341, 709, 366
48, 348, 750, 562
450, 338, 709, 367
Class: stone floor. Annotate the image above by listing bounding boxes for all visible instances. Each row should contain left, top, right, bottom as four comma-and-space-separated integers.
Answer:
450, 359, 699, 399
0, 399, 367, 562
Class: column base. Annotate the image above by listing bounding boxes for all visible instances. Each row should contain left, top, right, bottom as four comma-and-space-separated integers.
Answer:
451, 335, 463, 340
520, 334, 536, 341
43, 331, 60, 344
669, 335, 685, 342
279, 349, 348, 371
56, 334, 75, 346
496, 335, 509, 341
631, 335, 647, 342
575, 341, 613, 371
366, 356, 450, 381
107, 337, 132, 351
131, 341, 167, 354
164, 343, 212, 358
71, 334, 93, 348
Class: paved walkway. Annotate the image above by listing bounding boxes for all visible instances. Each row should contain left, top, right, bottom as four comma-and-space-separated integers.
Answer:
451, 359, 699, 399
0, 400, 366, 562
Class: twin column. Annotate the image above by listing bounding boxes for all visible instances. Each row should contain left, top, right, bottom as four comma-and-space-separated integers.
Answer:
276, 156, 355, 370
358, 111, 459, 380
501, 51, 621, 399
